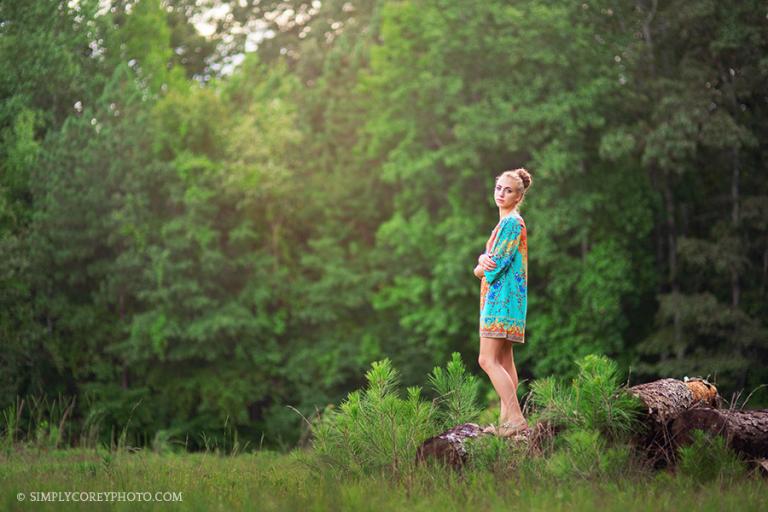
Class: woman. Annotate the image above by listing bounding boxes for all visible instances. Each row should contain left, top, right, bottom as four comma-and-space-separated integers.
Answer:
473, 168, 532, 437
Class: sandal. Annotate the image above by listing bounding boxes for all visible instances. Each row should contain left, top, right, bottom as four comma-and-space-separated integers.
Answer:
481, 423, 498, 434
496, 419, 529, 438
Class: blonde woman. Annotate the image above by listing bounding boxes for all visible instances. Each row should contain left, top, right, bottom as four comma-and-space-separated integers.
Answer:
473, 168, 532, 437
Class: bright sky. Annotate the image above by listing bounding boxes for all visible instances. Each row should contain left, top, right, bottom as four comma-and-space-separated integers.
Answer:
73, 0, 317, 76
191, 2, 229, 37
189, 0, 323, 75
190, 1, 276, 74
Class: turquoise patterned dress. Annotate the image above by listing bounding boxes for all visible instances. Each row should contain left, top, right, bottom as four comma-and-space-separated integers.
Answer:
479, 212, 528, 343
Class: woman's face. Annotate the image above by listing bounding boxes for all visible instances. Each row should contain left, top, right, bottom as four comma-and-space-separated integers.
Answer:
494, 176, 519, 209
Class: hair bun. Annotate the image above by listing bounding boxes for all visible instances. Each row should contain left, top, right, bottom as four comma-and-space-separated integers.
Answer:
516, 168, 532, 190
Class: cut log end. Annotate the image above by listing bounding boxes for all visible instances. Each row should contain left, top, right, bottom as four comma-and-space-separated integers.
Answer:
685, 378, 718, 404
414, 423, 485, 469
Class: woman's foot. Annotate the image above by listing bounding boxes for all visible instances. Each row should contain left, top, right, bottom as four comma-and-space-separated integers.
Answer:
481, 418, 529, 437
496, 418, 529, 438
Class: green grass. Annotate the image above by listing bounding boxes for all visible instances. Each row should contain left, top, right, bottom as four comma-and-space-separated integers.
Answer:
0, 446, 765, 511
2, 354, 765, 510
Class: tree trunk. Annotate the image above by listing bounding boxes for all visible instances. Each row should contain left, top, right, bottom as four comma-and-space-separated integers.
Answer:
731, 147, 741, 308
671, 406, 768, 459
626, 377, 719, 424
624, 378, 718, 468
660, 169, 684, 360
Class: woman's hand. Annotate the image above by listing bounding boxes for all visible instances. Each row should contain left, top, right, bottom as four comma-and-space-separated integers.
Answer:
478, 253, 497, 271
474, 253, 496, 279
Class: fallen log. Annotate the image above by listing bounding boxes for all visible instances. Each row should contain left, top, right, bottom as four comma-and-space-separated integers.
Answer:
415, 421, 560, 469
414, 423, 484, 469
670, 406, 768, 459
626, 377, 719, 425
626, 377, 720, 468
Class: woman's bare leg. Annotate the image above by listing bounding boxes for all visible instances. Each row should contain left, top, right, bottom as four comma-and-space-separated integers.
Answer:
498, 341, 519, 419
478, 337, 525, 425
499, 342, 518, 389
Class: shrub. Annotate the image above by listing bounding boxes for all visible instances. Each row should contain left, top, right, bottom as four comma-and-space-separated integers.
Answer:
529, 354, 646, 442
676, 429, 749, 484
310, 353, 482, 477
310, 358, 436, 477
544, 428, 632, 481
426, 352, 484, 431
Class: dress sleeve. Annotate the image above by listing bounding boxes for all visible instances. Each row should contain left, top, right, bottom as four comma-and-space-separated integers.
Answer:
483, 217, 523, 285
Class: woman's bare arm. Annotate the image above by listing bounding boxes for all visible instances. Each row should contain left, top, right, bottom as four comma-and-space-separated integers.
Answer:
474, 253, 496, 279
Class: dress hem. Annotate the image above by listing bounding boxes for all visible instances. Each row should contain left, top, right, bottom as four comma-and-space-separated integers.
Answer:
479, 331, 525, 344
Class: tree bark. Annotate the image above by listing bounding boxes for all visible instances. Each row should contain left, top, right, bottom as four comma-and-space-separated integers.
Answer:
622, 378, 718, 468
671, 406, 768, 459
626, 377, 719, 425
415, 421, 553, 469
414, 423, 485, 469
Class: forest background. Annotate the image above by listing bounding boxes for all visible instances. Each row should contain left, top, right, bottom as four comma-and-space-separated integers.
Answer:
1, 0, 766, 451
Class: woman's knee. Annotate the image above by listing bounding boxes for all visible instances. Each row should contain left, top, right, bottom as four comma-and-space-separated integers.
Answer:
477, 353, 497, 371
478, 337, 503, 370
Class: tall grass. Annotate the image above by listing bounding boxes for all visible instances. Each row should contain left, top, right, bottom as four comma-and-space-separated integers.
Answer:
0, 392, 252, 459
1, 394, 77, 453
1, 396, 22, 453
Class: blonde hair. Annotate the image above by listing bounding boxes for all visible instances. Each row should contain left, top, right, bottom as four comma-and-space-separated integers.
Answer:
495, 167, 533, 210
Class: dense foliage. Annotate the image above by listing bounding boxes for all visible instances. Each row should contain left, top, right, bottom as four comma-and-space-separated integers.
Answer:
1, 0, 766, 450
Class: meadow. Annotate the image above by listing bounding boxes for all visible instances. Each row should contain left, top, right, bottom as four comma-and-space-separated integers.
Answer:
2, 354, 765, 511
2, 445, 766, 512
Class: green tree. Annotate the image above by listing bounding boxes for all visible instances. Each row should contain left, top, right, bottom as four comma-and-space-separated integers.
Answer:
611, 0, 768, 393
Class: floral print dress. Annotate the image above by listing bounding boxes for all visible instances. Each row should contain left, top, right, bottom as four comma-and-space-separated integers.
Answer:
479, 212, 528, 343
